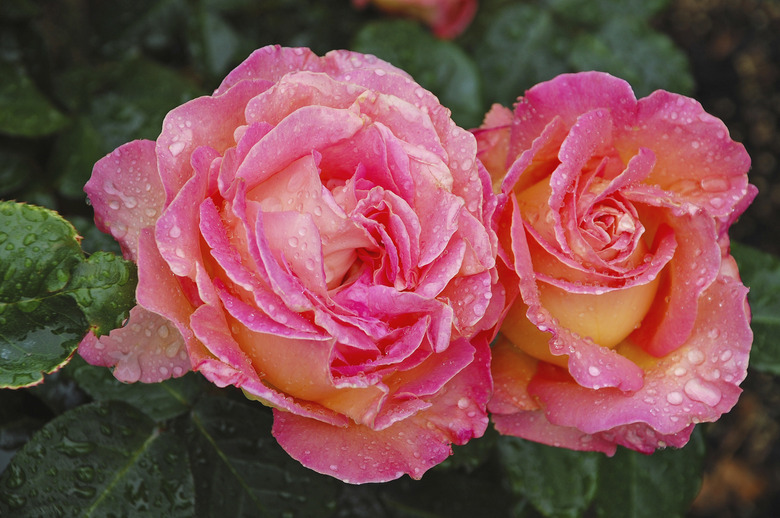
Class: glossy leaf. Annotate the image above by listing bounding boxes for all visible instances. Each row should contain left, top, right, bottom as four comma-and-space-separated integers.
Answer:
568, 19, 694, 97
592, 430, 705, 518
352, 20, 484, 128
732, 243, 780, 375
0, 202, 86, 388
67, 252, 137, 337
498, 436, 600, 518
471, 4, 569, 108
69, 356, 203, 422
176, 397, 339, 518
0, 202, 138, 388
0, 401, 194, 517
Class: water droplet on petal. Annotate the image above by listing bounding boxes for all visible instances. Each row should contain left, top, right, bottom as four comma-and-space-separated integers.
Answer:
588, 366, 601, 377
684, 378, 722, 406
687, 349, 705, 365
169, 225, 182, 238
169, 141, 186, 157
666, 391, 684, 405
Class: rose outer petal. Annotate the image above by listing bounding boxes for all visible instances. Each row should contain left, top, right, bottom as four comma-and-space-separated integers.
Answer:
85, 140, 164, 261
272, 335, 491, 483
529, 272, 751, 445
78, 306, 190, 383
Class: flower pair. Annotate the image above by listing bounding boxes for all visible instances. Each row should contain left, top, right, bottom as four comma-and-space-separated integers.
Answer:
81, 46, 754, 483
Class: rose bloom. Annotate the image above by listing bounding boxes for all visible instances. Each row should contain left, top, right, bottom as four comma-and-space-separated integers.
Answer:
353, 0, 477, 39
475, 72, 756, 454
80, 45, 503, 483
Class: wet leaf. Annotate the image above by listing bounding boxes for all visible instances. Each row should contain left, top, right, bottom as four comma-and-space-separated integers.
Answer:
471, 3, 569, 108
0, 202, 138, 388
67, 251, 137, 337
498, 436, 599, 518
542, 0, 670, 25
568, 19, 694, 97
0, 401, 194, 517
381, 453, 514, 517
0, 202, 86, 388
352, 20, 484, 128
732, 243, 780, 375
591, 430, 705, 518
176, 397, 339, 518
69, 356, 204, 422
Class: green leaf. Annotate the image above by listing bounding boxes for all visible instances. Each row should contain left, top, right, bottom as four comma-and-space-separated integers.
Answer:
176, 397, 339, 518
352, 20, 484, 128
0, 202, 86, 388
0, 61, 69, 137
69, 356, 204, 422
471, 4, 570, 108
89, 58, 202, 150
0, 401, 194, 517
381, 451, 514, 517
592, 430, 705, 518
0, 202, 138, 388
498, 437, 599, 518
542, 0, 670, 25
67, 252, 137, 337
56, 58, 202, 153
568, 19, 694, 97
732, 242, 780, 375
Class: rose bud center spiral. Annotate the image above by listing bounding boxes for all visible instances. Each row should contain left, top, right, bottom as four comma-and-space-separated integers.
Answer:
502, 172, 660, 367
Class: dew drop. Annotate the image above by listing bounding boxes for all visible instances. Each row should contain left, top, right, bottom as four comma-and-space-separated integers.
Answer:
168, 141, 186, 157
457, 397, 469, 409
666, 391, 684, 405
169, 225, 182, 238
687, 349, 705, 365
684, 378, 722, 406
588, 366, 601, 377
157, 325, 170, 339
108, 200, 121, 210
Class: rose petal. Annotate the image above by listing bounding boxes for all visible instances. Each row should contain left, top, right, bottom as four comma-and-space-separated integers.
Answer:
626, 89, 752, 219
272, 335, 490, 483
85, 140, 163, 261
529, 272, 750, 439
78, 306, 190, 383
157, 79, 272, 202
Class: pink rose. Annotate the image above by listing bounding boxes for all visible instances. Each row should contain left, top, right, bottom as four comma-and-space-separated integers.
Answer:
80, 45, 502, 482
475, 72, 756, 454
353, 0, 478, 39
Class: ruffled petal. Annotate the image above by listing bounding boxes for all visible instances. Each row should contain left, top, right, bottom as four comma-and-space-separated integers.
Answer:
85, 140, 163, 261
78, 306, 190, 383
